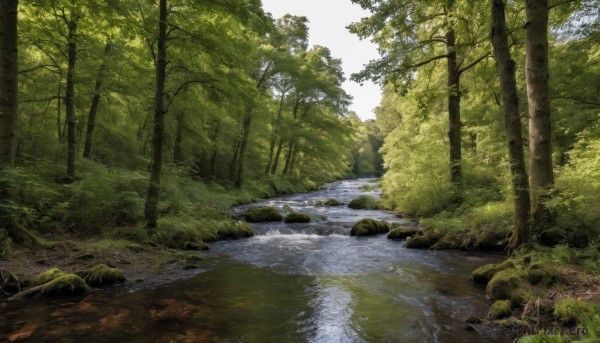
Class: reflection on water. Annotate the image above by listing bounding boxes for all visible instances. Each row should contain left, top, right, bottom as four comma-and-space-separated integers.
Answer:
0, 179, 510, 342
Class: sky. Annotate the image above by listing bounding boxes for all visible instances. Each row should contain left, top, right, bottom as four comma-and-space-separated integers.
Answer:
261, 0, 382, 120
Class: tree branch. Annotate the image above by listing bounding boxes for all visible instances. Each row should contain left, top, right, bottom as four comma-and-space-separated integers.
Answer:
548, 0, 576, 10
19, 96, 62, 104
395, 54, 450, 71
165, 79, 216, 111
458, 53, 490, 75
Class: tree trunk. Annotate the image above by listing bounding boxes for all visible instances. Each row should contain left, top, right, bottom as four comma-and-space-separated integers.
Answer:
0, 0, 18, 168
525, 0, 554, 235
83, 42, 110, 159
56, 80, 62, 142
173, 112, 184, 166
65, 2, 78, 180
235, 108, 252, 188
144, 0, 168, 229
270, 139, 284, 175
491, 0, 531, 251
229, 136, 240, 180
282, 140, 294, 176
209, 119, 221, 178
446, 26, 462, 189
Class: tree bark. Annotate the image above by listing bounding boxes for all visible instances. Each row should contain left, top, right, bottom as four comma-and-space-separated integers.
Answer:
525, 0, 554, 235
144, 0, 168, 229
83, 42, 110, 159
491, 0, 531, 251
282, 140, 295, 176
0, 0, 19, 168
446, 26, 462, 189
235, 108, 252, 188
270, 139, 284, 175
209, 120, 221, 178
173, 112, 184, 166
65, 1, 78, 180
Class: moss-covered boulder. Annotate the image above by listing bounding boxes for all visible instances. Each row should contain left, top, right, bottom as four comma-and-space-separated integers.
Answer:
0, 269, 20, 293
490, 300, 512, 319
83, 264, 126, 287
217, 221, 255, 240
405, 232, 441, 249
475, 228, 510, 251
244, 207, 283, 223
430, 231, 465, 250
41, 274, 90, 296
525, 261, 558, 285
471, 260, 515, 284
351, 219, 389, 236
36, 268, 66, 285
348, 195, 380, 210
284, 212, 312, 223
324, 198, 344, 206
486, 268, 528, 301
387, 227, 418, 240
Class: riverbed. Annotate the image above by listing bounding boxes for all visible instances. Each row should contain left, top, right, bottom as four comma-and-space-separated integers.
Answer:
1, 179, 510, 342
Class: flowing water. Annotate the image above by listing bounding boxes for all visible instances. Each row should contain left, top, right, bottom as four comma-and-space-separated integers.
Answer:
1, 179, 512, 343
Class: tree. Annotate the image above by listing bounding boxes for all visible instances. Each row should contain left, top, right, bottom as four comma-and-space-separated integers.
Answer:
490, 0, 531, 250
0, 0, 19, 168
525, 0, 554, 235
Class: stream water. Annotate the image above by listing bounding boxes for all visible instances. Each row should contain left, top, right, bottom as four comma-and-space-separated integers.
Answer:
1, 179, 511, 343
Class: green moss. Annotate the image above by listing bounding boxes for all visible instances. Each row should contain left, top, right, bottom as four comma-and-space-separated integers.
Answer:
244, 207, 283, 222
41, 274, 90, 296
324, 198, 344, 206
486, 268, 528, 300
554, 297, 596, 324
404, 232, 441, 249
475, 228, 509, 251
387, 228, 418, 240
350, 218, 389, 236
510, 288, 531, 307
0, 228, 13, 257
36, 268, 65, 285
526, 262, 558, 285
284, 212, 312, 223
83, 264, 126, 287
216, 221, 254, 240
184, 241, 209, 250
490, 300, 512, 319
348, 195, 380, 210
471, 260, 515, 284
430, 231, 465, 250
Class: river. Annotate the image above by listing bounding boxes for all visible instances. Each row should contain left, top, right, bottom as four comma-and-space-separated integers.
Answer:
1, 179, 511, 342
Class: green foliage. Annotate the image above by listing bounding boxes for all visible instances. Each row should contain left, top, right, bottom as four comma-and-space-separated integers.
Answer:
554, 297, 597, 324
0, 228, 13, 258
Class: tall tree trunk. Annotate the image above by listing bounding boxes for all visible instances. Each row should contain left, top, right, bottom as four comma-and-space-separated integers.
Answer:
282, 140, 294, 176
56, 80, 62, 142
0, 0, 18, 169
65, 2, 78, 180
265, 93, 286, 174
83, 42, 110, 158
525, 0, 554, 235
491, 0, 531, 251
229, 135, 240, 180
446, 26, 462, 190
235, 108, 252, 188
270, 139, 284, 175
173, 112, 184, 166
144, 0, 168, 229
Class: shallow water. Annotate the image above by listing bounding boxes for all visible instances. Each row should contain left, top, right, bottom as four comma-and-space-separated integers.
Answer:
0, 179, 511, 342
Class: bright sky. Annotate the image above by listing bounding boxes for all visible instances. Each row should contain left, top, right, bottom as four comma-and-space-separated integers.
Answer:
261, 0, 382, 121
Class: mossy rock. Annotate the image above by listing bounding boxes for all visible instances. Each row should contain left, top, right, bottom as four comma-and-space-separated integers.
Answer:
486, 268, 528, 300
387, 228, 418, 240
41, 274, 90, 296
490, 300, 512, 319
36, 268, 66, 285
471, 260, 515, 284
324, 198, 344, 206
217, 221, 254, 240
244, 207, 283, 223
284, 212, 312, 223
509, 287, 531, 307
348, 195, 380, 210
83, 264, 126, 287
526, 261, 558, 285
0, 269, 20, 293
430, 231, 465, 250
350, 218, 389, 236
475, 228, 509, 251
405, 232, 441, 249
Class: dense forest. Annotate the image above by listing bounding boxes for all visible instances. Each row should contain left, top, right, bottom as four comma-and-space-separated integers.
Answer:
1, 0, 600, 341
0, 0, 382, 251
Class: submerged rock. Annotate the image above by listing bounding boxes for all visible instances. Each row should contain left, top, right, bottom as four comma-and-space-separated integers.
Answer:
324, 198, 344, 206
83, 264, 126, 287
284, 212, 311, 223
41, 274, 90, 296
244, 207, 283, 223
351, 218, 389, 236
